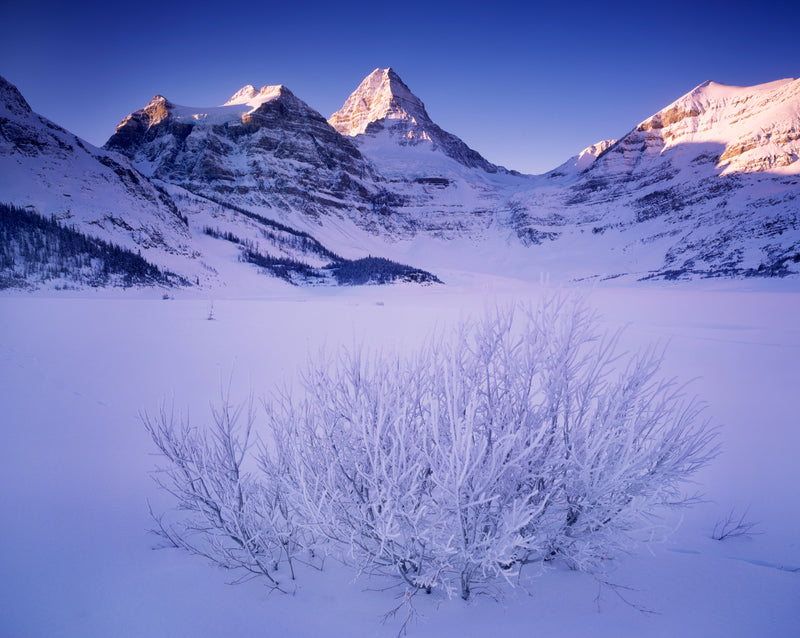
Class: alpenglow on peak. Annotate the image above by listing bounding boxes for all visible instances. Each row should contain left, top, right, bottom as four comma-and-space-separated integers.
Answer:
328, 68, 432, 136
224, 84, 286, 107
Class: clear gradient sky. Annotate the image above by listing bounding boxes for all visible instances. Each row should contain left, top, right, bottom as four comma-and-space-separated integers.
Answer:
2, 0, 798, 174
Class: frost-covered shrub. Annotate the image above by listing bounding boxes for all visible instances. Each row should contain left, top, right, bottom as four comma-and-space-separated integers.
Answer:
143, 394, 304, 589
267, 298, 716, 599
145, 297, 717, 601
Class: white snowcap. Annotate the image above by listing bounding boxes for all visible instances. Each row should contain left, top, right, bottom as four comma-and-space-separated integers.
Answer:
574, 139, 617, 171
224, 84, 285, 108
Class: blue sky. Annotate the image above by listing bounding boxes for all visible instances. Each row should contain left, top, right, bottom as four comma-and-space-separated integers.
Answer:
2, 0, 798, 174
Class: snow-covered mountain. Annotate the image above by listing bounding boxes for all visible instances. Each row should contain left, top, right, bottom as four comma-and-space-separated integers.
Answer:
0, 76, 439, 289
508, 78, 800, 279
327, 68, 531, 238
3, 70, 799, 288
0, 75, 195, 272
329, 68, 508, 175
104, 84, 402, 234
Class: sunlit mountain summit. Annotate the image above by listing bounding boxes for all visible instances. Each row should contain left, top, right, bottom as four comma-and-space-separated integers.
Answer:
330, 67, 511, 175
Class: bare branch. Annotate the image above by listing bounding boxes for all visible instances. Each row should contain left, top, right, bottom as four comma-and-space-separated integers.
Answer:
712, 507, 761, 541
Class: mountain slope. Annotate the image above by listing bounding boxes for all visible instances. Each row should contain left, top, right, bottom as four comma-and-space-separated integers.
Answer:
0, 202, 183, 289
104, 85, 404, 234
0, 74, 195, 276
507, 78, 800, 279
328, 68, 530, 238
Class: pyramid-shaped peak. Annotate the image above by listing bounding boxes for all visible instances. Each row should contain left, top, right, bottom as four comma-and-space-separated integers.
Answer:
364, 67, 407, 88
329, 67, 431, 136
360, 67, 408, 88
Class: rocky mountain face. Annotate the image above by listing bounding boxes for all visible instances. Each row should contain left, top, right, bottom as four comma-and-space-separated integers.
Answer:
326, 68, 531, 238
104, 84, 405, 234
0, 76, 439, 289
0, 75, 193, 264
509, 78, 800, 279
3, 70, 799, 287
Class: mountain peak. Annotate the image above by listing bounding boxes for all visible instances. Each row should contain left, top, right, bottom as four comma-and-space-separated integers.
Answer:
637, 76, 799, 135
329, 67, 507, 174
225, 84, 257, 104
685, 77, 794, 101
224, 84, 286, 107
329, 67, 431, 136
146, 95, 169, 107
134, 95, 171, 129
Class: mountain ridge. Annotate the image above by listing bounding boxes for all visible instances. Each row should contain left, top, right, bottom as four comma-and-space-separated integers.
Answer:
0, 74, 441, 290
2, 70, 799, 287
103, 82, 399, 234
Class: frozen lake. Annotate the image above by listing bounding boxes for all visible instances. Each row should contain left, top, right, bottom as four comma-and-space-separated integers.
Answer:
1, 281, 798, 636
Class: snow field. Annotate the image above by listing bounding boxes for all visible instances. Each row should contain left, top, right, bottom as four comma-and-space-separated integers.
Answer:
0, 282, 798, 636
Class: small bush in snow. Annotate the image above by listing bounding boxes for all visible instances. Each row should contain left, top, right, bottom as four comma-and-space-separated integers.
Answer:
711, 507, 760, 541
143, 391, 304, 590
145, 297, 717, 601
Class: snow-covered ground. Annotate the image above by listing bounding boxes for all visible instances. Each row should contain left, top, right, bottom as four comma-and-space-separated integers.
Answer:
1, 279, 798, 636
